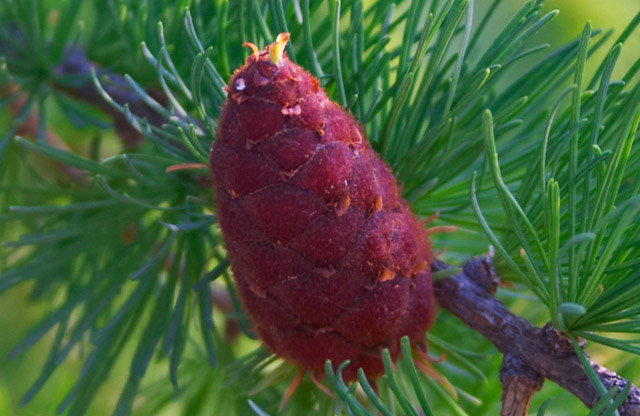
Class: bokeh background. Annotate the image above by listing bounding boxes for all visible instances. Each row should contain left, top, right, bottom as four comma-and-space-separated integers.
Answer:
1, 0, 639, 415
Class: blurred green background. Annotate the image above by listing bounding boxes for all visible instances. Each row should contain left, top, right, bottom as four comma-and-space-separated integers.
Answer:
1, 0, 639, 415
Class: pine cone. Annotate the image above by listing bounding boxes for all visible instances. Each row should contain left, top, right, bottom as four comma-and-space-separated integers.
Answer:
210, 33, 436, 381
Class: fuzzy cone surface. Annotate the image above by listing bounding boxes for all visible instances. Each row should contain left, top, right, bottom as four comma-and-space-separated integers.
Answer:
210, 35, 436, 381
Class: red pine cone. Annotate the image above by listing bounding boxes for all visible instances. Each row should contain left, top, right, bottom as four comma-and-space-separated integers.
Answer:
210, 34, 436, 381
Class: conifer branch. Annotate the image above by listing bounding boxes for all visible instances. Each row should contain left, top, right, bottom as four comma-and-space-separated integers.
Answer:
433, 257, 640, 416
2, 1, 639, 414
53, 47, 167, 148
4, 83, 86, 182
0, 42, 166, 148
499, 354, 543, 416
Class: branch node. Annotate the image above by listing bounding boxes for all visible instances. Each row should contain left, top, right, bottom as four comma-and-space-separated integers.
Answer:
433, 257, 640, 416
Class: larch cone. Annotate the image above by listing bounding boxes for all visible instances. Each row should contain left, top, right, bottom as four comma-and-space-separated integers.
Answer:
210, 33, 436, 381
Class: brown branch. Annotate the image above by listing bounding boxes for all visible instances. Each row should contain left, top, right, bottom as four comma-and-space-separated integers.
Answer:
432, 256, 640, 416
210, 286, 241, 342
500, 354, 543, 416
2, 44, 170, 182
3, 39, 166, 148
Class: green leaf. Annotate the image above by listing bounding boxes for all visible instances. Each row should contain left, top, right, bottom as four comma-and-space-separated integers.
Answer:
248, 400, 271, 416
357, 369, 393, 416
13, 136, 129, 178
570, 335, 607, 396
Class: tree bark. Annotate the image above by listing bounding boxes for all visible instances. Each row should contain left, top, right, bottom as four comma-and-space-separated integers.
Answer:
432, 256, 640, 416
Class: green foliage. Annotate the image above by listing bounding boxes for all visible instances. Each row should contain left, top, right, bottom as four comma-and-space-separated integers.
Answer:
1, 0, 640, 415
473, 14, 640, 356
324, 338, 437, 416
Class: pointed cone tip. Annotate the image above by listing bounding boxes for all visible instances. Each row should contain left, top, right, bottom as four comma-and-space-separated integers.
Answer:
269, 32, 291, 65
